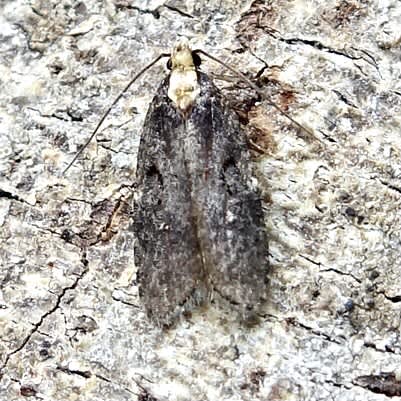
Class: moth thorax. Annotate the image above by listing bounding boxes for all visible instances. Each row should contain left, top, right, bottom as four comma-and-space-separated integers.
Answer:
168, 41, 200, 113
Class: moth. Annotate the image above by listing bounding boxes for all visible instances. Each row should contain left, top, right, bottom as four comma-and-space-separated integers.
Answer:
65, 39, 311, 327
133, 40, 269, 327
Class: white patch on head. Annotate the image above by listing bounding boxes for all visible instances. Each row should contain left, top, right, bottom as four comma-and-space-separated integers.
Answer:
167, 39, 200, 112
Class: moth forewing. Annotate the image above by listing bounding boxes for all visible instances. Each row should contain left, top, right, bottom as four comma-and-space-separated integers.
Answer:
134, 40, 269, 327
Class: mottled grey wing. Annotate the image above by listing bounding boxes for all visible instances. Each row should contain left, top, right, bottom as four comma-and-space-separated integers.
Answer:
184, 73, 269, 315
134, 77, 209, 327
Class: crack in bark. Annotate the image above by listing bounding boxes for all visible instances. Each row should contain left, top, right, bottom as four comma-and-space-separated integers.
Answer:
164, 4, 194, 19
66, 197, 93, 205
0, 189, 22, 202
30, 223, 70, 242
0, 188, 34, 206
240, 23, 378, 76
279, 37, 379, 73
94, 372, 143, 397
299, 254, 321, 266
27, 107, 83, 122
351, 47, 381, 76
99, 143, 118, 154
383, 294, 401, 303
286, 317, 343, 344
363, 341, 396, 354
324, 378, 346, 389
57, 366, 92, 378
56, 366, 145, 397
111, 293, 140, 308
320, 267, 362, 283
115, 4, 160, 19
0, 262, 88, 379
332, 90, 358, 108
380, 180, 401, 194
299, 255, 361, 283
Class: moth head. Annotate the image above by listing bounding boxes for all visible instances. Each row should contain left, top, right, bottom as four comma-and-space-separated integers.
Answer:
167, 38, 201, 114
168, 39, 193, 70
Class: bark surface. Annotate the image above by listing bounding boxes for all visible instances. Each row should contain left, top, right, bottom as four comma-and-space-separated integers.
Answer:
0, 1, 400, 400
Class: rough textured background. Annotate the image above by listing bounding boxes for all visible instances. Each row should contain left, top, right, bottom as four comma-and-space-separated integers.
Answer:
1, 0, 400, 400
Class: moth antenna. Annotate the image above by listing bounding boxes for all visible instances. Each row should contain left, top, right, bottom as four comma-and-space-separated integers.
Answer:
195, 49, 316, 140
62, 52, 170, 174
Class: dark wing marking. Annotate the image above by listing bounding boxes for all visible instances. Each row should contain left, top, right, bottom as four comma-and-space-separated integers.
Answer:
134, 77, 209, 327
186, 73, 269, 313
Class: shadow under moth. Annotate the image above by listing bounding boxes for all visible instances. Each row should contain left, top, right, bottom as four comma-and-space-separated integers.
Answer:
65, 39, 311, 327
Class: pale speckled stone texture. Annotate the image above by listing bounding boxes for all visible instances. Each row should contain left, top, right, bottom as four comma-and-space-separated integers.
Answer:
0, 0, 400, 400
